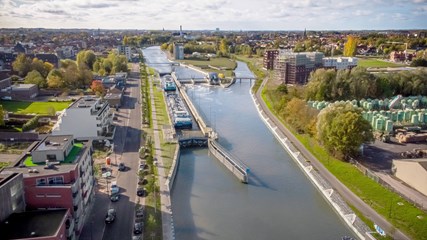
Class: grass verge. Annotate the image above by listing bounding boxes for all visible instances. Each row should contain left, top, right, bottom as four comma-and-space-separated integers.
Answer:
0, 100, 71, 114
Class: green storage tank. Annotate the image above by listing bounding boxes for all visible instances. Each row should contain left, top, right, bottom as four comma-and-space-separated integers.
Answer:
418, 112, 424, 123
385, 120, 393, 133
398, 110, 404, 122
404, 110, 411, 122
411, 115, 418, 125
376, 118, 384, 131
391, 111, 398, 122
372, 115, 377, 128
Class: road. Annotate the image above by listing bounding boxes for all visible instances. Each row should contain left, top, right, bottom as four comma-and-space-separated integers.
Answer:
80, 63, 142, 240
254, 79, 410, 240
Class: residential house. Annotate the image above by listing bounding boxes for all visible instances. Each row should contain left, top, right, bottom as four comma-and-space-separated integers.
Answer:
322, 57, 358, 70
0, 173, 25, 222
275, 51, 324, 85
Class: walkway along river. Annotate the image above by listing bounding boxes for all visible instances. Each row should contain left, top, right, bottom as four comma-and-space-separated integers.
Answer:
142, 47, 355, 240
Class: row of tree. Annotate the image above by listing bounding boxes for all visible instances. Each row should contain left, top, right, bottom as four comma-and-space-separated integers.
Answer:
305, 67, 427, 101
12, 50, 128, 90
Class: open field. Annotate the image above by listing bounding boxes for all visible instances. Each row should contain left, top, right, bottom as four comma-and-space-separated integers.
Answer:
178, 57, 236, 77
0, 101, 72, 114
358, 58, 406, 68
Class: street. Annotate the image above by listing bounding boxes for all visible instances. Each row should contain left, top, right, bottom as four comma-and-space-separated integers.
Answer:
80, 63, 142, 240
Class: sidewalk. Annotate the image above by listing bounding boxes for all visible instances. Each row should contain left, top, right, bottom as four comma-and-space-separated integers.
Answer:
149, 73, 174, 240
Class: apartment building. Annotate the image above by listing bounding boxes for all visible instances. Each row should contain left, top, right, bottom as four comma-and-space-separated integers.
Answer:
263, 49, 279, 70
0, 209, 72, 240
173, 42, 184, 60
117, 45, 131, 60
2, 135, 95, 240
275, 51, 324, 85
0, 173, 25, 222
323, 57, 358, 70
52, 96, 114, 140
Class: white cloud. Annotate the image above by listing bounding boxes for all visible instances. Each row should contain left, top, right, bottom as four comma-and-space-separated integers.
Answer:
0, 0, 425, 30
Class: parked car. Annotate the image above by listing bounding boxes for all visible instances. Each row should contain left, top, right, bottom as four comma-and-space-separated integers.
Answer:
132, 236, 142, 240
134, 222, 143, 234
138, 163, 145, 172
118, 163, 125, 171
111, 181, 119, 194
137, 188, 146, 197
110, 193, 120, 202
135, 208, 144, 218
105, 208, 116, 223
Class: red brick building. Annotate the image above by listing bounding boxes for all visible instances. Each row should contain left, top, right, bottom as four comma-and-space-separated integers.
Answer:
263, 49, 279, 70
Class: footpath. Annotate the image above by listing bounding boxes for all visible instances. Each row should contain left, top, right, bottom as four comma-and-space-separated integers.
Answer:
149, 73, 174, 240
253, 79, 410, 240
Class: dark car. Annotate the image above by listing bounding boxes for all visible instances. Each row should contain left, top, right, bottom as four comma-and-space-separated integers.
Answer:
137, 188, 145, 197
134, 222, 143, 234
110, 194, 120, 202
118, 163, 125, 171
105, 208, 116, 223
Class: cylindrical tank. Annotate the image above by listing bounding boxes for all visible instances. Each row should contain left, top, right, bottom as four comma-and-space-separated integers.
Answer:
376, 118, 384, 131
385, 120, 393, 133
404, 110, 411, 122
371, 115, 377, 128
418, 112, 424, 123
391, 111, 398, 122
397, 110, 404, 122
411, 115, 418, 125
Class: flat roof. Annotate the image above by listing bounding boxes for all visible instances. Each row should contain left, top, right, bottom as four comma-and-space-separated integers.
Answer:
0, 209, 68, 239
11, 84, 36, 90
35, 135, 73, 152
69, 96, 100, 109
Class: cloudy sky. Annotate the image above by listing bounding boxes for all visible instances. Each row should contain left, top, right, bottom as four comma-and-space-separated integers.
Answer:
0, 0, 426, 30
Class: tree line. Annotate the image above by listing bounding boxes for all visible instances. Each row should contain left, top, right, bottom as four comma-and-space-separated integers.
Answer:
12, 50, 128, 90
305, 67, 427, 101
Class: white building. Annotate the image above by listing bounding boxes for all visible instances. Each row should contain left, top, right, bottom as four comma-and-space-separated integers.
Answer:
322, 57, 358, 70
117, 45, 131, 60
52, 96, 114, 140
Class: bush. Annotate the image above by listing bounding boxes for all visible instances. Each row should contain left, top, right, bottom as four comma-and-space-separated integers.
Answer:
22, 115, 40, 132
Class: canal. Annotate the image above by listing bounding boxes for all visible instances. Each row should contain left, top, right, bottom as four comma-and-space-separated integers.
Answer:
142, 46, 354, 240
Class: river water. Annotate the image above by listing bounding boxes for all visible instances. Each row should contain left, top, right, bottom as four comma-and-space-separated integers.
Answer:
142, 46, 353, 240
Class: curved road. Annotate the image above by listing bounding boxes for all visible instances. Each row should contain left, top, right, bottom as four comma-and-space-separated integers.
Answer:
255, 79, 410, 240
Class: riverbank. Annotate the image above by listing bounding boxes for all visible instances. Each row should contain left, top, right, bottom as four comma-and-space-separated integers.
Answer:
254, 77, 412, 240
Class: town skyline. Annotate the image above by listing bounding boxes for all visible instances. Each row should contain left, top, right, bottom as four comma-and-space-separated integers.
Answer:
0, 0, 426, 30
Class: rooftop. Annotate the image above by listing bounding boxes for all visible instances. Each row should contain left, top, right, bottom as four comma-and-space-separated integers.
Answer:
69, 96, 100, 109
25, 142, 84, 167
0, 209, 68, 239
11, 84, 36, 90
34, 135, 73, 152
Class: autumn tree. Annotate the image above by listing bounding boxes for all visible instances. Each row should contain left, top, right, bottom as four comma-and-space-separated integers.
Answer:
12, 53, 32, 77
47, 69, 64, 89
76, 50, 96, 70
25, 70, 47, 88
284, 98, 318, 136
317, 102, 373, 159
343, 35, 357, 57
90, 80, 106, 97
218, 38, 229, 57
0, 105, 5, 126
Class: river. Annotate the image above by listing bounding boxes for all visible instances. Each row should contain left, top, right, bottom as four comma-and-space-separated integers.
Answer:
142, 46, 354, 240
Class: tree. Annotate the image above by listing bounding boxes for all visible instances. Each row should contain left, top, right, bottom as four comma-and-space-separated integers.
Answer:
219, 38, 229, 57
25, 70, 47, 88
77, 50, 96, 70
410, 58, 427, 67
343, 35, 357, 57
31, 58, 48, 77
123, 35, 129, 46
317, 103, 373, 159
284, 98, 318, 135
12, 53, 32, 77
90, 80, 106, 97
47, 69, 64, 89
0, 105, 5, 126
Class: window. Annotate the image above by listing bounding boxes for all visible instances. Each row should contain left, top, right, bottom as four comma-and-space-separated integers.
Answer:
36, 194, 45, 198
46, 194, 61, 198
46, 154, 57, 161
48, 176, 64, 185
36, 178, 46, 186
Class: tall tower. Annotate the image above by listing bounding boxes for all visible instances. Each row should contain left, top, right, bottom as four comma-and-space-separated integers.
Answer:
179, 25, 183, 37
303, 28, 307, 39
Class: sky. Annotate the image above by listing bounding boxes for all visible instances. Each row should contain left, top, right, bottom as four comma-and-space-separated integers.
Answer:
0, 0, 426, 30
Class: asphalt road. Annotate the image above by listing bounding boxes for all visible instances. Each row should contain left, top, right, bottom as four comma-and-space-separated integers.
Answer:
255, 80, 410, 240
80, 64, 142, 240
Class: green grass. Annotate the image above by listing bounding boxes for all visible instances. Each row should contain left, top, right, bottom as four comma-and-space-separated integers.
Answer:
0, 101, 72, 114
358, 58, 406, 68
0, 162, 10, 169
261, 87, 427, 240
23, 143, 84, 167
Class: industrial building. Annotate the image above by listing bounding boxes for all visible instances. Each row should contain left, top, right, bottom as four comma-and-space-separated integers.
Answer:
173, 42, 184, 60
322, 57, 358, 70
